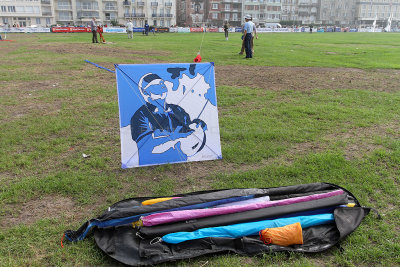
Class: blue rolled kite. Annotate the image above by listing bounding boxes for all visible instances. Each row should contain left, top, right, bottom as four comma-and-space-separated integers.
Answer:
162, 213, 334, 244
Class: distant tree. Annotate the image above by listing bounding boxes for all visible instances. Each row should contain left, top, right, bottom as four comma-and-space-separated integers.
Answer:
111, 20, 118, 26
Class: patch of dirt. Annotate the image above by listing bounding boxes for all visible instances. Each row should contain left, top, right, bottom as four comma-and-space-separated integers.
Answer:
0, 196, 75, 229
216, 66, 400, 93
33, 42, 171, 63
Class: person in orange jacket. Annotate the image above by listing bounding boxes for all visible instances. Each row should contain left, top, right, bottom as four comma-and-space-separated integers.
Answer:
97, 25, 105, 43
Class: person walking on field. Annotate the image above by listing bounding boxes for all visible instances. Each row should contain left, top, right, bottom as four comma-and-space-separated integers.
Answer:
243, 15, 254, 59
90, 17, 98, 43
126, 20, 133, 39
249, 16, 258, 54
224, 21, 229, 41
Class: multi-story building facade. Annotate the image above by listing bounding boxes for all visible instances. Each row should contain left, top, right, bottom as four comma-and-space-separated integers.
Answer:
0, 0, 176, 27
177, 0, 208, 27
355, 0, 400, 28
124, 0, 175, 27
0, 0, 54, 27
205, 0, 241, 27
243, 0, 281, 26
281, 0, 299, 23
319, 0, 357, 26
297, 0, 319, 24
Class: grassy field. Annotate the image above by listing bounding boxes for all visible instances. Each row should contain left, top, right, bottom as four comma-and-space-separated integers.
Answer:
0, 32, 399, 266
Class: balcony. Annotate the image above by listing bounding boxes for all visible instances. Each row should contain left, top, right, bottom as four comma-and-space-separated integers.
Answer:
41, 0, 51, 5
78, 14, 98, 19
56, 6, 72, 10
123, 1, 131, 6
42, 11, 52, 16
165, 14, 173, 17
77, 7, 99, 11
58, 16, 73, 21
137, 1, 145, 6
104, 6, 117, 11
151, 2, 158, 6
133, 13, 145, 17
165, 2, 172, 7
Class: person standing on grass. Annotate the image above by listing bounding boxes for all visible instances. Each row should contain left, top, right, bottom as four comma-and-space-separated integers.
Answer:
90, 17, 98, 43
126, 20, 133, 39
224, 21, 229, 41
249, 16, 258, 54
242, 15, 254, 59
239, 22, 245, 55
144, 20, 149, 36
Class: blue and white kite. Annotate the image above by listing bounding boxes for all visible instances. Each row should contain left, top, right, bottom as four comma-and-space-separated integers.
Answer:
115, 63, 222, 168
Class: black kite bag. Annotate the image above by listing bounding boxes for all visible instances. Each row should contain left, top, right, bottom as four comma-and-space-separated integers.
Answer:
64, 183, 377, 266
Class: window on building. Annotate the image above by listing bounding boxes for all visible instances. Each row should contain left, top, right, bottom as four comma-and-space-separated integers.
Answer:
225, 4, 230, 10
36, 17, 40, 24
212, 12, 218, 19
1, 6, 6, 12
224, 13, 229, 20
8, 6, 16, 12
212, 3, 218, 9
58, 1, 71, 9
59, 11, 72, 20
15, 6, 24, 12
105, 2, 116, 10
46, 17, 50, 24
25, 6, 33, 13
34, 6, 39, 13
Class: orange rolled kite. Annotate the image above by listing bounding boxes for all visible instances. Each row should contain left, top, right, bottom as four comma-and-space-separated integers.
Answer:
259, 222, 303, 246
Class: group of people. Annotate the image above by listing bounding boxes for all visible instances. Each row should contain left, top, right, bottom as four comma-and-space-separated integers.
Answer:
240, 15, 258, 59
90, 17, 105, 43
223, 15, 258, 59
125, 20, 154, 39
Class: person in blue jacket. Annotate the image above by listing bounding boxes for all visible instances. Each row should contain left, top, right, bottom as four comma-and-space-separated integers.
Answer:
242, 15, 254, 59
144, 20, 149, 36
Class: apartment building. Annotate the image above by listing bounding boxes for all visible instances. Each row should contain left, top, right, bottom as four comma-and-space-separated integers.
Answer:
205, 0, 241, 27
242, 0, 281, 26
281, 0, 299, 22
0, 0, 54, 27
123, 0, 175, 27
176, 0, 207, 27
319, 0, 357, 26
297, 0, 319, 24
0, 0, 176, 27
355, 0, 400, 27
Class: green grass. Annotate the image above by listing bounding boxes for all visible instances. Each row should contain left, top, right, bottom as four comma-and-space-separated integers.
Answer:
0, 32, 399, 266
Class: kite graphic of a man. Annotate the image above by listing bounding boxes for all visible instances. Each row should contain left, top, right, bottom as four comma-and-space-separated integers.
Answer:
129, 73, 207, 166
